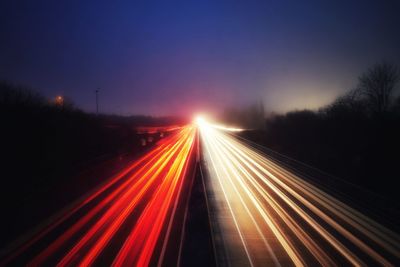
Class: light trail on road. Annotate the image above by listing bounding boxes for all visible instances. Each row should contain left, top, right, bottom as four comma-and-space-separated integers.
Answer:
1, 125, 196, 266
198, 119, 400, 266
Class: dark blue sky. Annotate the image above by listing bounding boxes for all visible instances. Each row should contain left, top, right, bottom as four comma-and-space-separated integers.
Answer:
1, 0, 399, 116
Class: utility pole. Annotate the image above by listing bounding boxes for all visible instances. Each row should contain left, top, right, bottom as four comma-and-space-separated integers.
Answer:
95, 88, 99, 115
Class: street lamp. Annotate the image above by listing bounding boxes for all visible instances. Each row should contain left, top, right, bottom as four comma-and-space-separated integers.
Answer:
95, 89, 99, 115
55, 95, 64, 107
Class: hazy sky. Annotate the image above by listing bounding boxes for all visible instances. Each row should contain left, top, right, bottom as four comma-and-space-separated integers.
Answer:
1, 0, 399, 116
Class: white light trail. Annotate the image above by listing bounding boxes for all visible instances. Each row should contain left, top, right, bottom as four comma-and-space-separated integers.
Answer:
195, 115, 244, 132
198, 120, 400, 267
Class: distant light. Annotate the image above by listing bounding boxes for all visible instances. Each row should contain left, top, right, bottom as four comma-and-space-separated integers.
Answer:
194, 116, 206, 126
55, 96, 64, 106
212, 125, 244, 132
194, 115, 244, 132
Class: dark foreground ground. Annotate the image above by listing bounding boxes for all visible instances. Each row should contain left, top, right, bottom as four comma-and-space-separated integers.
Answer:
0, 133, 162, 253
180, 163, 216, 267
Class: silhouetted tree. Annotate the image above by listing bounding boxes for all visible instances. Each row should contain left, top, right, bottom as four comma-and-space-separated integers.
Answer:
0, 81, 45, 108
322, 88, 366, 119
357, 62, 399, 115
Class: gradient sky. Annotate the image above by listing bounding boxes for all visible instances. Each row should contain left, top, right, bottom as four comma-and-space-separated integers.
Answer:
1, 0, 399, 116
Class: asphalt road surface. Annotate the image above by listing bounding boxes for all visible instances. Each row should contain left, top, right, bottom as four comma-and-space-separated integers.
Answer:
1, 126, 197, 266
199, 122, 399, 267
1, 122, 399, 267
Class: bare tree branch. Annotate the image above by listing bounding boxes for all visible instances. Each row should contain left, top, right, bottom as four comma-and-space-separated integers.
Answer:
357, 62, 400, 115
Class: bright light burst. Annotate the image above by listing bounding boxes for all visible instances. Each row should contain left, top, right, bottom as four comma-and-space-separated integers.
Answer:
194, 116, 244, 132
198, 122, 400, 266
194, 115, 206, 126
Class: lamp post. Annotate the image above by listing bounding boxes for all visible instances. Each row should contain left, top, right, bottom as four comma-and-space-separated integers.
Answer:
95, 89, 99, 115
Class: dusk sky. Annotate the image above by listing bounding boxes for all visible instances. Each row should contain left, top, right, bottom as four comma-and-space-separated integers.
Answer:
1, 0, 399, 116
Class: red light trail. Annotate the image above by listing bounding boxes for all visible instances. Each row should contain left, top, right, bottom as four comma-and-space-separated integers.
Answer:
1, 118, 399, 266
1, 125, 196, 266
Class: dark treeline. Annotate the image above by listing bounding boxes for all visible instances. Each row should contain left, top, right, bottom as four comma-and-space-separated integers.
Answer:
242, 62, 400, 200
221, 102, 266, 129
0, 81, 185, 215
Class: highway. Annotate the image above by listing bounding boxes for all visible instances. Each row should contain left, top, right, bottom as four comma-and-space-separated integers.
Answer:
198, 120, 400, 267
1, 119, 399, 266
1, 126, 197, 266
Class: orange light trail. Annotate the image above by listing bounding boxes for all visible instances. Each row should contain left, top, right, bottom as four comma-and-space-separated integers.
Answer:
112, 129, 195, 266
2, 125, 196, 266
